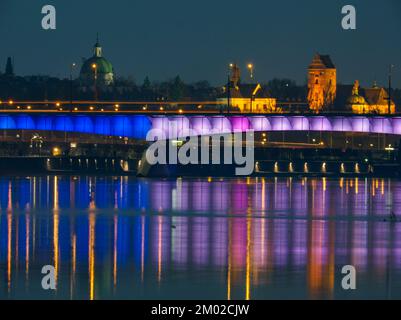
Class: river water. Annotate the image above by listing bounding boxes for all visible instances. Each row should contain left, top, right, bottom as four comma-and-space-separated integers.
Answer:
1, 176, 401, 299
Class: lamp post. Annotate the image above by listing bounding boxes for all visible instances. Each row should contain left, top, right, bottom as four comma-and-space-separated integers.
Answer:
92, 63, 98, 101
247, 63, 254, 81
70, 63, 76, 112
388, 64, 394, 114
227, 63, 234, 114
247, 63, 254, 113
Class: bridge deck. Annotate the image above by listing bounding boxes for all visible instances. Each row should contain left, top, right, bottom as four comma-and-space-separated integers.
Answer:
1, 113, 401, 139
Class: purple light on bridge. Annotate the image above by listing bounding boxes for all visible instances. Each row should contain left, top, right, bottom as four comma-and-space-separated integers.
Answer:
351, 117, 371, 133
248, 116, 271, 131
210, 116, 232, 134
190, 116, 212, 136
268, 116, 292, 131
290, 116, 310, 131
331, 117, 353, 132
371, 117, 393, 134
168, 116, 191, 138
310, 116, 333, 131
150, 116, 169, 139
229, 116, 250, 132
392, 118, 401, 135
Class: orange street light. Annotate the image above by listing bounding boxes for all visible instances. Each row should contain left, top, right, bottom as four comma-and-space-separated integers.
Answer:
247, 63, 254, 79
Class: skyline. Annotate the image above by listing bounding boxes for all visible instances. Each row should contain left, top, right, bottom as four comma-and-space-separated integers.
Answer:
0, 0, 400, 87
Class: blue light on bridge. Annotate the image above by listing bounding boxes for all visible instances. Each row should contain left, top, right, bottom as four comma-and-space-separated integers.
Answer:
0, 114, 152, 139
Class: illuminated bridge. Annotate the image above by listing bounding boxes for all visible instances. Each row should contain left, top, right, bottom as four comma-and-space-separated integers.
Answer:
1, 112, 401, 139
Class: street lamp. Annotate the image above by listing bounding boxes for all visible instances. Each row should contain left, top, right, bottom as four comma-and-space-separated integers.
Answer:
70, 62, 76, 111
92, 63, 98, 101
247, 63, 254, 81
226, 63, 236, 114
388, 64, 395, 114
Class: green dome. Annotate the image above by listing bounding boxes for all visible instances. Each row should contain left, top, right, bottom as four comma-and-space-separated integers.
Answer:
347, 80, 367, 105
347, 94, 367, 105
80, 56, 113, 75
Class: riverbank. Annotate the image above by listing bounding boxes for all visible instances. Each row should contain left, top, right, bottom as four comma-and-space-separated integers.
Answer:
0, 155, 400, 177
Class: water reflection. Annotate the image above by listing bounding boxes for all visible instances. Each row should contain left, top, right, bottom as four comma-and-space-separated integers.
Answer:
0, 176, 401, 299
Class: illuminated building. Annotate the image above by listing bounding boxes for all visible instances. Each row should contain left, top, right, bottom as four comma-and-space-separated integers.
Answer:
307, 54, 337, 112
307, 54, 395, 113
346, 80, 395, 114
80, 36, 114, 90
218, 64, 277, 113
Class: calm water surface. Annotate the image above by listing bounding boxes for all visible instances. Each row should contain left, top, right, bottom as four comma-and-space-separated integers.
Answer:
1, 176, 401, 300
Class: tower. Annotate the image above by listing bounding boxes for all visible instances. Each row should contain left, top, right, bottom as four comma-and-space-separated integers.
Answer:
307, 54, 337, 112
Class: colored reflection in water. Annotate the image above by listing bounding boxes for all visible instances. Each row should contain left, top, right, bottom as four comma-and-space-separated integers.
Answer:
1, 176, 401, 299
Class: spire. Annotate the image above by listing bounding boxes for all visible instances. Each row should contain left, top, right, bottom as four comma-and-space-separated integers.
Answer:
94, 34, 102, 57
5, 57, 14, 76
352, 80, 360, 96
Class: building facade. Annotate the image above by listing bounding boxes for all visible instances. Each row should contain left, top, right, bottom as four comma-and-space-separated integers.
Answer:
307, 54, 337, 112
346, 80, 395, 114
218, 64, 277, 113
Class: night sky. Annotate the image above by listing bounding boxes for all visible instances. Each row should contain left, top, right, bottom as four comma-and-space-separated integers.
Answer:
0, 0, 400, 87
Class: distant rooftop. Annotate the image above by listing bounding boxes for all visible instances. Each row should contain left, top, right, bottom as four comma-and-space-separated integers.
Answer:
309, 54, 336, 69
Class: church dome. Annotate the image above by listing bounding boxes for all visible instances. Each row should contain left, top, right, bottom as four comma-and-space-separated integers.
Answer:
79, 37, 114, 87
347, 80, 366, 105
347, 94, 367, 105
80, 56, 113, 75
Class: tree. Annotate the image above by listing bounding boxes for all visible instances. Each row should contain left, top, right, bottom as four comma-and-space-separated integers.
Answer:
141, 76, 153, 100
267, 78, 306, 101
169, 75, 185, 101
5, 57, 14, 76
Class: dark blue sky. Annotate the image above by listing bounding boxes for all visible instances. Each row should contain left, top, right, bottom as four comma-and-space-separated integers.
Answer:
0, 0, 400, 87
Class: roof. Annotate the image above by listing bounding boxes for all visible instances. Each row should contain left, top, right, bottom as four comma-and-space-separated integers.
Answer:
80, 56, 113, 75
363, 87, 389, 105
218, 83, 271, 99
309, 54, 336, 69
335, 84, 393, 109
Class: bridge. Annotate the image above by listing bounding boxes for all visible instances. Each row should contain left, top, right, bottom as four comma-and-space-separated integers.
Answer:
1, 112, 401, 139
